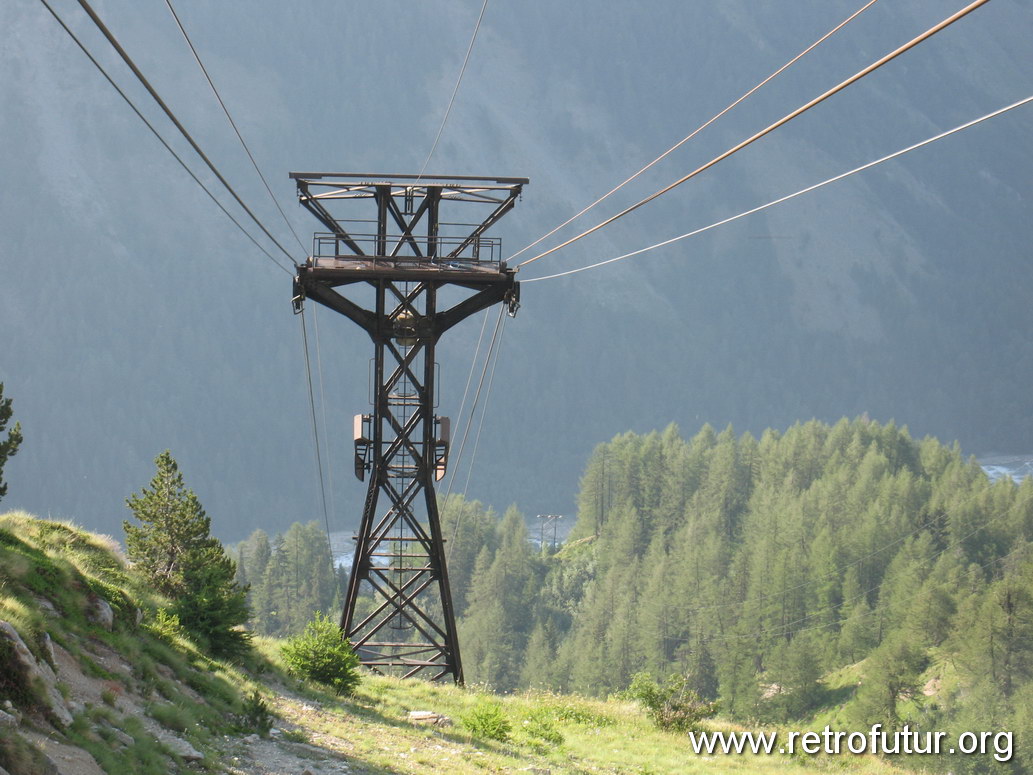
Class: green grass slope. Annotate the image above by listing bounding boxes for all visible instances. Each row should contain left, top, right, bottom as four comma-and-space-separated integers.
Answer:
0, 511, 264, 773
264, 672, 920, 775
1, 511, 919, 775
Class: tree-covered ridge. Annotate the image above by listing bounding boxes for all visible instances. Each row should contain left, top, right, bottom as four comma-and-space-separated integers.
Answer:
235, 521, 340, 639
444, 419, 1033, 772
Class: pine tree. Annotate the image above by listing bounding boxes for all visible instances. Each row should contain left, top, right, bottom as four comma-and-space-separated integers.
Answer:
254, 535, 291, 636
173, 553, 251, 657
124, 450, 250, 656
953, 554, 1033, 701
602, 557, 642, 691
637, 537, 675, 677
458, 546, 499, 683
715, 622, 760, 718
125, 451, 215, 595
235, 545, 248, 588
767, 632, 824, 721
683, 635, 719, 701
0, 382, 23, 502
245, 529, 273, 581
439, 495, 499, 612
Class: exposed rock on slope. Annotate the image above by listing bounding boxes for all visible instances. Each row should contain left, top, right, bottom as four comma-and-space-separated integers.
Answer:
0, 512, 257, 773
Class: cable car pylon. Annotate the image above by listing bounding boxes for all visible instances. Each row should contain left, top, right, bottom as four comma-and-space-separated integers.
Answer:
291, 173, 526, 683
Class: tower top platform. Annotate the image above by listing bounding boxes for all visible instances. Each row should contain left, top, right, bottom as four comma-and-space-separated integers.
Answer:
290, 172, 526, 280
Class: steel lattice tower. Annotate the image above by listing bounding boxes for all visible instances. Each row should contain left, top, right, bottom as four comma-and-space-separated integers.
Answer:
291, 173, 525, 682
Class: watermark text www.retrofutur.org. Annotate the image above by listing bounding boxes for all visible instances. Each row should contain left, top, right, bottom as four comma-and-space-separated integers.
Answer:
688, 724, 1013, 762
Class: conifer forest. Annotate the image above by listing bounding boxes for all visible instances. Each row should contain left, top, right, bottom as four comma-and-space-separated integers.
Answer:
236, 417, 1033, 773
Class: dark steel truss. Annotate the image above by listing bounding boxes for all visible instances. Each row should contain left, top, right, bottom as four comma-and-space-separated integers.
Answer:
291, 174, 524, 683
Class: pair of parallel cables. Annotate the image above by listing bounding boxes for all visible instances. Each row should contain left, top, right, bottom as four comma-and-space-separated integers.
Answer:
447, 0, 1028, 555
515, 0, 1030, 282
447, 0, 889, 523
42, 0, 1027, 556
39, 0, 342, 563
38, 0, 498, 565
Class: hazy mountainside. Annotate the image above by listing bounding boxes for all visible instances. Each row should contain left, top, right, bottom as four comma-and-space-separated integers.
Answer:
2, 0, 1032, 541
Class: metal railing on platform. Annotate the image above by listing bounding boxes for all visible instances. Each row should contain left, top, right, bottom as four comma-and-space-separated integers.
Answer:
312, 228, 502, 265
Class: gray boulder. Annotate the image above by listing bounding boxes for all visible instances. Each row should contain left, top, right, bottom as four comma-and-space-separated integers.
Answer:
85, 596, 114, 631
0, 621, 73, 727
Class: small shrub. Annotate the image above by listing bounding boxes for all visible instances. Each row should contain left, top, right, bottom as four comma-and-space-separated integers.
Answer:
79, 653, 116, 680
522, 706, 563, 745
551, 701, 613, 727
618, 672, 718, 732
85, 578, 133, 624
460, 698, 511, 742
185, 667, 240, 716
280, 612, 361, 696
0, 726, 53, 775
240, 689, 274, 738
146, 609, 184, 643
154, 678, 179, 703
280, 728, 310, 744
148, 702, 193, 734
100, 688, 117, 707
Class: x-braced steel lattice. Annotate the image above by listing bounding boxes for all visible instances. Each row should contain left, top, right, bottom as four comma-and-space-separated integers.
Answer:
291, 173, 525, 682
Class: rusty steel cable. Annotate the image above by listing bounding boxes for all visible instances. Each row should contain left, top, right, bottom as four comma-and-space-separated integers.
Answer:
460, 312, 508, 501
162, 0, 309, 256
449, 310, 493, 484
507, 0, 881, 263
445, 306, 506, 563
517, 0, 992, 270
525, 93, 1033, 283
417, 0, 491, 180
37, 0, 293, 276
299, 308, 337, 576
163, 1, 342, 551
164, 0, 346, 564
440, 309, 495, 566
312, 307, 337, 540
73, 0, 302, 266
443, 306, 505, 505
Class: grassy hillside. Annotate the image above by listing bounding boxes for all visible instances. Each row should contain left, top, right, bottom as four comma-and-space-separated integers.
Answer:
0, 510, 257, 774
0, 510, 924, 775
